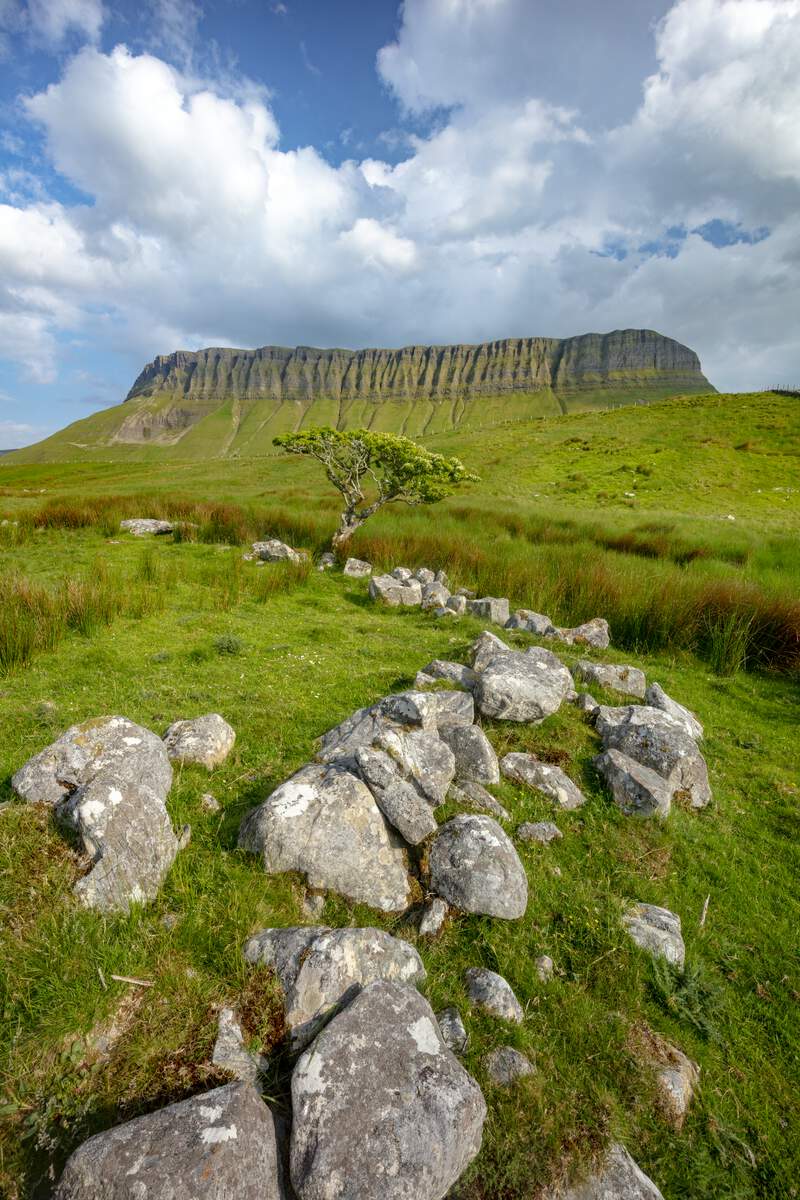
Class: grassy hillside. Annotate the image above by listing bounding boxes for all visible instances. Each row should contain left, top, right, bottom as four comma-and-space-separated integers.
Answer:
0, 389, 798, 1198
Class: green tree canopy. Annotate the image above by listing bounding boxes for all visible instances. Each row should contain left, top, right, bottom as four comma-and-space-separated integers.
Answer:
273, 426, 478, 550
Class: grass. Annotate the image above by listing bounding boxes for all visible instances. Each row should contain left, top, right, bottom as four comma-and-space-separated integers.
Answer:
0, 389, 798, 1198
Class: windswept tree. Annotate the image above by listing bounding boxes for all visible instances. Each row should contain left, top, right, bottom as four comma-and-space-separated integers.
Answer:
273, 427, 478, 551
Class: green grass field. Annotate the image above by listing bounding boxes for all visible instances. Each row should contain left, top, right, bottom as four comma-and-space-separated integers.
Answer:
0, 390, 798, 1198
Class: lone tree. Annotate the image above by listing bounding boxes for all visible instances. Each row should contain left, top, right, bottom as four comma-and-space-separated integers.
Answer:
273, 427, 478, 552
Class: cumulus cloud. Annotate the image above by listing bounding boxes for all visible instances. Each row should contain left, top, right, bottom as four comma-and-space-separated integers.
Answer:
0, 0, 798, 403
1, 0, 105, 48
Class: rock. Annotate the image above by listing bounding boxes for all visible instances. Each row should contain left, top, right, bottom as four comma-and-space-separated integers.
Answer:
437, 1006, 468, 1053
343, 557, 372, 578
201, 792, 221, 813
430, 815, 528, 919
623, 902, 685, 968
317, 690, 439, 764
500, 754, 586, 810
645, 683, 703, 740
375, 728, 456, 806
535, 954, 555, 982
427, 689, 475, 729
290, 980, 486, 1200
603, 718, 712, 809
238, 764, 410, 912
119, 518, 173, 537
279, 926, 426, 1049
470, 630, 511, 672
594, 703, 683, 741
467, 596, 510, 626
457, 587, 477, 599
414, 659, 477, 691
355, 747, 438, 844
243, 926, 331, 993
391, 566, 413, 581
449, 779, 510, 821
421, 580, 451, 610
484, 1046, 534, 1084
475, 648, 573, 723
163, 713, 235, 768
252, 538, 301, 563
517, 821, 562, 845
594, 748, 673, 818
574, 692, 599, 714
317, 552, 336, 571
546, 1143, 665, 1199
12, 715, 172, 808
505, 609, 556, 635
419, 896, 449, 936
465, 967, 524, 1022
446, 594, 467, 615
573, 660, 646, 699
413, 567, 436, 586
439, 724, 499, 784
212, 1007, 267, 1083
655, 1044, 700, 1129
368, 573, 423, 606
433, 606, 458, 619
553, 618, 611, 649
54, 1082, 282, 1200
435, 569, 449, 586
302, 892, 326, 919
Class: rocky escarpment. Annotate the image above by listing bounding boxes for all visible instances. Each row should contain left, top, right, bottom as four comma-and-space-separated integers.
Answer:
127, 329, 711, 405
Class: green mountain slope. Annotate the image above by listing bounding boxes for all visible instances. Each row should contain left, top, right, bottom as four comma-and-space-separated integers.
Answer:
8, 328, 714, 463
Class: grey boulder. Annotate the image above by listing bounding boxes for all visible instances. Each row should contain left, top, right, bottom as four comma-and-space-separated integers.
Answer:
212, 1007, 267, 1083
430, 815, 528, 919
470, 630, 511, 672
465, 966, 524, 1022
623, 902, 685, 968
467, 596, 510, 625
655, 1043, 700, 1129
317, 691, 439, 764
501, 753, 586, 810
243, 926, 331, 993
119, 518, 172, 536
252, 538, 301, 563
375, 727, 456, 806
446, 594, 468, 615
369, 574, 422, 606
413, 567, 436, 586
421, 580, 451, 609
594, 748, 673, 818
343, 557, 372, 578
290, 980, 486, 1200
355, 746, 438, 844
474, 648, 573, 723
419, 896, 449, 936
437, 1006, 468, 1053
505, 609, 555, 635
645, 682, 703, 740
603, 717, 712, 809
414, 659, 477, 691
163, 713, 235, 768
439, 724, 500, 785
484, 1046, 534, 1084
573, 660, 646, 699
449, 779, 511, 822
391, 566, 413, 581
238, 764, 410, 912
517, 820, 563, 845
553, 618, 610, 649
546, 1143, 664, 1199
55, 1082, 282, 1200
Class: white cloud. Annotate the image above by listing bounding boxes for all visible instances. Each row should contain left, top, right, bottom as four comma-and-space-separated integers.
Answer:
25, 0, 104, 46
0, 418, 52, 445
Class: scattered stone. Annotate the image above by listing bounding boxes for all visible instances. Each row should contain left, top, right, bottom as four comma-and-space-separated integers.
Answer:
290, 980, 486, 1200
484, 1046, 534, 1084
470, 630, 511, 671
505, 609, 556, 635
517, 821, 562, 845
212, 1007, 267, 1083
302, 892, 326, 919
573, 692, 599, 714
433, 606, 458, 618
391, 566, 413, 581
446, 594, 468, 615
414, 659, 477, 691
201, 792, 221, 813
475, 648, 573, 723
623, 902, 685, 968
426, 689, 475, 728
603, 717, 712, 809
573, 660, 646, 699
419, 896, 449, 936
430, 814, 528, 919
54, 1082, 282, 1200
375, 727, 456, 806
119, 518, 173, 537
594, 748, 673, 818
465, 967, 524, 1022
645, 682, 704, 740
317, 690, 439, 764
553, 618, 611, 649
546, 1143, 665, 1200
276, 926, 427, 1049
368, 573, 423, 606
317, 552, 336, 571
412, 566, 435, 586
355, 746, 438, 844
655, 1043, 700, 1129
252, 538, 301, 563
594, 703, 685, 742
535, 954, 555, 982
238, 764, 410, 912
467, 596, 511, 626
435, 569, 449, 586
243, 926, 330, 994
439, 724, 500, 784
163, 713, 235, 769
421, 580, 451, 609
449, 779, 510, 821
343, 557, 372, 578
456, 586, 476, 599
437, 1006, 468, 1053
501, 753, 586, 810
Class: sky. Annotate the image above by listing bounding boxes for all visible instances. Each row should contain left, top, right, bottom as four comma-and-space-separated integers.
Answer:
0, 0, 798, 448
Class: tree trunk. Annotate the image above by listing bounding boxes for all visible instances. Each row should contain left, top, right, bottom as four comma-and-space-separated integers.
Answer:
331, 511, 364, 552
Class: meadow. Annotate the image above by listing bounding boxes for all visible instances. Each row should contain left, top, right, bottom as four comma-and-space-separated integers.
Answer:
0, 389, 798, 1198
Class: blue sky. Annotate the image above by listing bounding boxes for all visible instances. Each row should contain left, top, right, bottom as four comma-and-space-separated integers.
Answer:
0, 0, 798, 447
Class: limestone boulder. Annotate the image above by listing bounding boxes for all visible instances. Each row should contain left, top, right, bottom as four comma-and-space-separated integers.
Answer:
369, 574, 422, 607
421, 580, 451, 610
429, 814, 528, 919
290, 980, 486, 1200
163, 713, 235, 769
414, 659, 477, 691
465, 967, 523, 1022
484, 1047, 534, 1084
439, 724, 499, 785
119, 518, 173, 537
545, 1143, 665, 1200
243, 926, 331, 993
474, 649, 572, 723
573, 660, 646, 699
517, 820, 562, 845
343, 557, 372, 578
413, 567, 436, 587
355, 747, 438, 844
505, 609, 556, 635
501, 753, 586, 810
317, 691, 439, 764
419, 897, 449, 936
375, 727, 456, 806
252, 539, 301, 563
467, 596, 510, 626
645, 682, 703, 740
553, 618, 610, 649
594, 748, 673, 818
212, 1007, 267, 1083
449, 779, 510, 821
470, 630, 511, 672
437, 1006, 468, 1053
603, 718, 712, 809
446, 594, 467, 615
656, 1044, 700, 1129
623, 902, 685, 968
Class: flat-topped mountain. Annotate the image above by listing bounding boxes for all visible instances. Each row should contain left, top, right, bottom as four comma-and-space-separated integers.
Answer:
7, 329, 714, 462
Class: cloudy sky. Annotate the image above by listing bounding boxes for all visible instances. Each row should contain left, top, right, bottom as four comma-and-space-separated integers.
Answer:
0, 0, 798, 447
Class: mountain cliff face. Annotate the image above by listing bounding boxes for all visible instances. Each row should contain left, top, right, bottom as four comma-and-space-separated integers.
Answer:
8, 329, 714, 462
